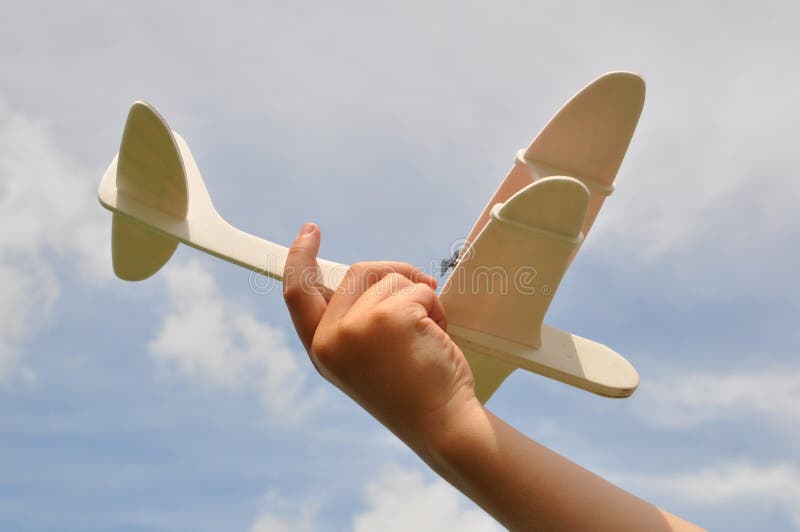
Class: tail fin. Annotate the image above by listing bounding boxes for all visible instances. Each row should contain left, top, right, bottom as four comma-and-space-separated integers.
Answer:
461, 347, 517, 403
112, 102, 188, 281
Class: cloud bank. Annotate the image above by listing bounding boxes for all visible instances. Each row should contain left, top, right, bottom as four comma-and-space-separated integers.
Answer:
149, 259, 321, 424
0, 99, 108, 382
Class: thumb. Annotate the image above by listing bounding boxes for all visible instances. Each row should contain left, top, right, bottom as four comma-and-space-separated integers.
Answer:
283, 223, 327, 351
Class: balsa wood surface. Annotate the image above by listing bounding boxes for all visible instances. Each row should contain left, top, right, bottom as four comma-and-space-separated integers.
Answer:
112, 103, 186, 280
99, 103, 348, 294
464, 71, 645, 252
98, 73, 644, 404
451, 324, 638, 399
441, 177, 589, 349
446, 72, 645, 402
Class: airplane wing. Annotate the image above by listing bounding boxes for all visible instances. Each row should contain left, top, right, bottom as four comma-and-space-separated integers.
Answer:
463, 71, 645, 259
441, 72, 645, 402
440, 178, 639, 401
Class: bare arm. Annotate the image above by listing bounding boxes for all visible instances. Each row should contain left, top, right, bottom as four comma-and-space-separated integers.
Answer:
421, 399, 702, 531
283, 223, 704, 532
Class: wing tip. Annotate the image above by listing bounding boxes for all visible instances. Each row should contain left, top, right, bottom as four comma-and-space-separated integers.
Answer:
498, 176, 589, 239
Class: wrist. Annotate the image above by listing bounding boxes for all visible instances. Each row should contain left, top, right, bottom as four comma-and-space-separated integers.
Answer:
414, 391, 494, 476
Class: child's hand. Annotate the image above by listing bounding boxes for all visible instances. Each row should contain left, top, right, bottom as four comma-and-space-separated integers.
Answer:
282, 223, 478, 449
282, 223, 705, 532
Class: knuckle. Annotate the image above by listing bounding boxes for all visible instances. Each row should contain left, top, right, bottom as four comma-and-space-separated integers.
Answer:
336, 316, 362, 342
286, 243, 308, 260
402, 263, 424, 280
416, 282, 435, 296
282, 282, 303, 303
401, 262, 420, 275
341, 262, 369, 293
384, 271, 403, 281
369, 305, 395, 327
348, 262, 368, 277
384, 272, 411, 293
310, 334, 334, 364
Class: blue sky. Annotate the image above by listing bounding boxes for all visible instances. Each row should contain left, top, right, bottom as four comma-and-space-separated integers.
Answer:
1, 2, 798, 530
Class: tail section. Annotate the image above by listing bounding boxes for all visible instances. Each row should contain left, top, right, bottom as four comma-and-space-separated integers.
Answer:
112, 102, 188, 280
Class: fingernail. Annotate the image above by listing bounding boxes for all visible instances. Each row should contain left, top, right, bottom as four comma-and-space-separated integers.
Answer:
298, 222, 316, 237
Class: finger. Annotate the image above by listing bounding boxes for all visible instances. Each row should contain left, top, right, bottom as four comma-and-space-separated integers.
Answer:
350, 274, 448, 333
320, 262, 434, 327
427, 288, 447, 332
283, 222, 327, 351
346, 271, 415, 316
394, 281, 448, 332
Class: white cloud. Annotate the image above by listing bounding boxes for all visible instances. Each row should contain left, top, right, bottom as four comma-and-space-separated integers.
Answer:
248, 465, 501, 532
352, 465, 502, 532
249, 491, 319, 532
149, 259, 320, 423
0, 99, 109, 275
631, 368, 800, 431
2, 2, 796, 288
0, 97, 109, 382
250, 512, 316, 532
250, 502, 316, 532
0, 260, 58, 380
615, 461, 800, 528
0, 5, 797, 530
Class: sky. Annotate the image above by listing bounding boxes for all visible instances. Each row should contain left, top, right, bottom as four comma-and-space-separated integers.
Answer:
0, 1, 798, 530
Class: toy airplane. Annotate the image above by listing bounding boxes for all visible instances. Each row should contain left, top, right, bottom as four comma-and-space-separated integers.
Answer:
98, 71, 645, 404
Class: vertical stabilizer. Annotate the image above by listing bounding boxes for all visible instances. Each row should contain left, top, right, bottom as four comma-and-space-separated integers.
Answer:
111, 102, 188, 280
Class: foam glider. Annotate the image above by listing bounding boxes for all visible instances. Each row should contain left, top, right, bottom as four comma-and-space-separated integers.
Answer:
98, 71, 645, 403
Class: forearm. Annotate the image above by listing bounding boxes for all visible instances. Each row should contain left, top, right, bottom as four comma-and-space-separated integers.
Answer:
415, 399, 704, 531
281, 231, 700, 530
